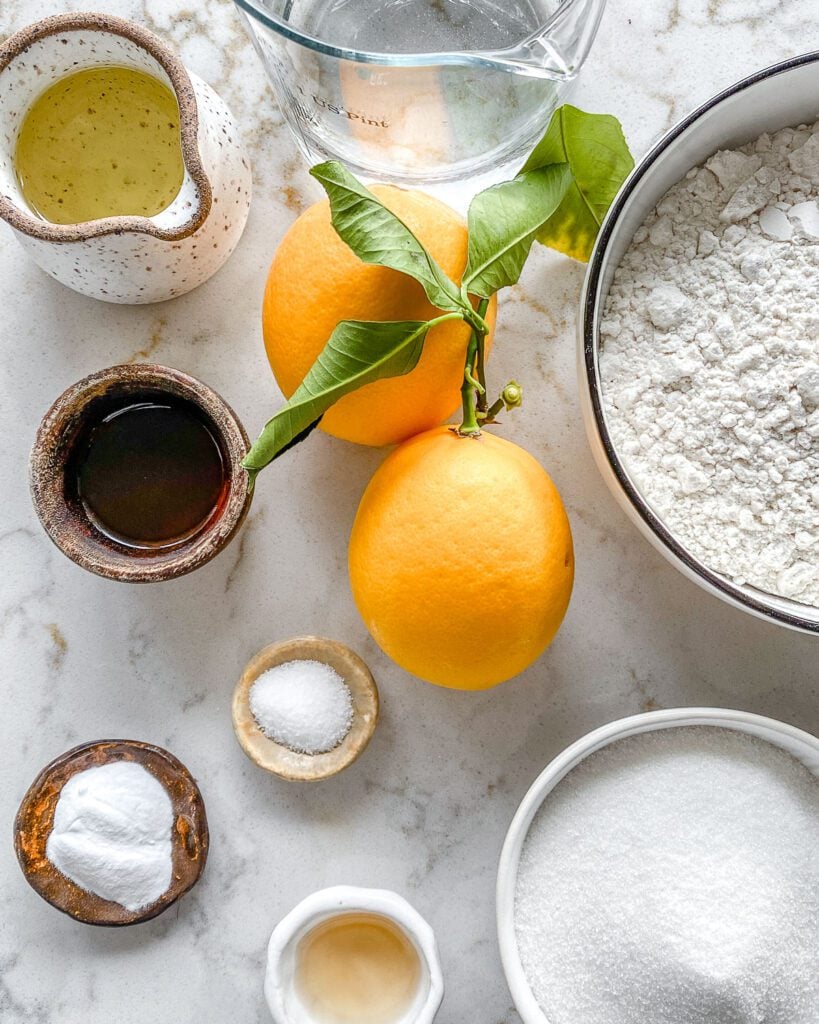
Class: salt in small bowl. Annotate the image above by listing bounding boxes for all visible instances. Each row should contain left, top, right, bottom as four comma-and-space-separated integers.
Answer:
232, 636, 379, 781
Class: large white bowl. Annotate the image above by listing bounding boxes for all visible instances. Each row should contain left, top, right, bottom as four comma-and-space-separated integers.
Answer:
496, 707, 819, 1024
580, 52, 819, 635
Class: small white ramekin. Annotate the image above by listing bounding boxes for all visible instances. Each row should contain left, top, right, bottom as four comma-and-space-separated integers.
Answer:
264, 885, 444, 1024
496, 707, 819, 1024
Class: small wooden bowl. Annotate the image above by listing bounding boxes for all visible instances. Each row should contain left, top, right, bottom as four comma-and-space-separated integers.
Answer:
29, 363, 252, 583
232, 637, 379, 782
14, 740, 209, 926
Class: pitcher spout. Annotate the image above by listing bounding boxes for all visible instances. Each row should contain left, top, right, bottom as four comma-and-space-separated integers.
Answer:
482, 0, 607, 79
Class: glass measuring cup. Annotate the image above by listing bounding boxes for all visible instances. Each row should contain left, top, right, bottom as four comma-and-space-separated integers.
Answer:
234, 0, 606, 190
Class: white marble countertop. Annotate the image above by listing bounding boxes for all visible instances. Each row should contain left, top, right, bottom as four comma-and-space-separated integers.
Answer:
1, 1, 817, 1021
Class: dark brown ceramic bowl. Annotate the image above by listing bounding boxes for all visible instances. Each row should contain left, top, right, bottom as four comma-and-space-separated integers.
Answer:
14, 739, 209, 927
30, 364, 252, 582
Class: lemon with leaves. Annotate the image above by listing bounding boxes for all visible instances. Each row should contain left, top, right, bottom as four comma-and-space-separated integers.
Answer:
262, 186, 496, 447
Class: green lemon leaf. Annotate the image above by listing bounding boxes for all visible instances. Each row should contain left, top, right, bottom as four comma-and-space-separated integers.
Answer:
522, 105, 634, 262
463, 163, 572, 298
310, 161, 467, 314
242, 318, 436, 481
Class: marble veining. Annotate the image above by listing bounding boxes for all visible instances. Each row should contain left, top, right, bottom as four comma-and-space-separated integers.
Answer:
1, 1, 817, 1022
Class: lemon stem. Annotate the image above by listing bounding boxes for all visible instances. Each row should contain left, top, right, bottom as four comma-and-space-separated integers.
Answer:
465, 308, 490, 335
459, 331, 481, 435
459, 295, 490, 436
474, 297, 490, 414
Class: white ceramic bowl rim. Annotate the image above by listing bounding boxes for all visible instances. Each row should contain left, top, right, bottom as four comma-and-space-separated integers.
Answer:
265, 885, 444, 1024
496, 706, 819, 1024
580, 50, 819, 634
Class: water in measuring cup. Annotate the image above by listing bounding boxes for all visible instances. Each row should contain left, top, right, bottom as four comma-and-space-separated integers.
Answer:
303, 0, 548, 54
248, 0, 570, 200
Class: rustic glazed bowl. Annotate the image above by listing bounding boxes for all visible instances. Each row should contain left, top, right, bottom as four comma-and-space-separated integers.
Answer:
30, 363, 252, 583
232, 636, 380, 781
0, 12, 251, 303
15, 738, 209, 926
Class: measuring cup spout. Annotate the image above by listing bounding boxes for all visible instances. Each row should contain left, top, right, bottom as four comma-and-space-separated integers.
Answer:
486, 0, 607, 79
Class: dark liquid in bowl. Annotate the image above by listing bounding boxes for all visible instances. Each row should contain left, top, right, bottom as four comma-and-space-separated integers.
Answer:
72, 396, 227, 549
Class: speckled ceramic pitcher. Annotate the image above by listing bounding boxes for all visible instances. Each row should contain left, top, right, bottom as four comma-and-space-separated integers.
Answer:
0, 13, 252, 304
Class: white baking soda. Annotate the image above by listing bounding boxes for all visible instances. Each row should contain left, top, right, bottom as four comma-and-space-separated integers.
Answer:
46, 761, 174, 912
514, 727, 819, 1024
250, 660, 354, 755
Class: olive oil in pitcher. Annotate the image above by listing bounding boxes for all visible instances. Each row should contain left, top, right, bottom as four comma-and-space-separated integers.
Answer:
14, 65, 185, 224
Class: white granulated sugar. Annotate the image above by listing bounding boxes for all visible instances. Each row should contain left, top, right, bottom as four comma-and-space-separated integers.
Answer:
46, 761, 174, 912
249, 659, 354, 754
514, 727, 819, 1024
600, 121, 819, 605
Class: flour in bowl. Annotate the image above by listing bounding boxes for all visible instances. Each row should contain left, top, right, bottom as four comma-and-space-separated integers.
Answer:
600, 121, 819, 605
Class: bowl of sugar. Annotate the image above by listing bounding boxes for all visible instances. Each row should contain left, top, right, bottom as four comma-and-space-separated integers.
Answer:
497, 707, 819, 1024
581, 52, 819, 633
